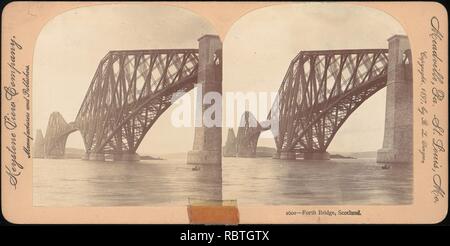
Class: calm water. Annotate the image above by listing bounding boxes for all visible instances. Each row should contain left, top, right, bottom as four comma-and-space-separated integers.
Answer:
33, 157, 412, 206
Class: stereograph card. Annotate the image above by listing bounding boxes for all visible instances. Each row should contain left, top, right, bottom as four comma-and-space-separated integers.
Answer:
1, 2, 448, 225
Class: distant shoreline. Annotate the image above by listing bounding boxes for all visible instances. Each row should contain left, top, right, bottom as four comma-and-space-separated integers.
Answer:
62, 148, 164, 160
61, 147, 377, 160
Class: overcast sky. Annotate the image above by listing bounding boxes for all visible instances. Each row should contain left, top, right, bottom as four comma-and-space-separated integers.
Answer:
33, 3, 406, 155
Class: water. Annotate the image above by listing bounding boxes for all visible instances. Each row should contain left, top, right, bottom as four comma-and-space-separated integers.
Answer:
33, 157, 412, 207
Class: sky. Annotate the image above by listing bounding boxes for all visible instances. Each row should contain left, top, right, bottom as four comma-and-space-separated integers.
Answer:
33, 3, 406, 155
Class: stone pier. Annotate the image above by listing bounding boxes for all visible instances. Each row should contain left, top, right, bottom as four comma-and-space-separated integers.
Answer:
187, 35, 223, 165
112, 153, 140, 162
82, 152, 140, 161
280, 151, 296, 160
82, 153, 105, 161
272, 151, 281, 159
377, 35, 413, 163
303, 152, 330, 160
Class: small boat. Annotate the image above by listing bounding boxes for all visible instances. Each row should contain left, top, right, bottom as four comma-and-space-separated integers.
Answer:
192, 166, 201, 171
381, 164, 391, 170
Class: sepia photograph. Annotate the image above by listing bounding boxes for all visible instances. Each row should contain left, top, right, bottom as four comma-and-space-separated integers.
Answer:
221, 3, 413, 206
1, 2, 447, 225
32, 3, 412, 208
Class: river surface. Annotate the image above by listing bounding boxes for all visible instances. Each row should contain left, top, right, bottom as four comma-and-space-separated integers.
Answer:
33, 157, 412, 206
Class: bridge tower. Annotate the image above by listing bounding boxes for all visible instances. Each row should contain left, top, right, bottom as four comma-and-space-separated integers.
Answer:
33, 129, 45, 158
236, 111, 262, 158
44, 112, 75, 159
377, 35, 412, 163
187, 35, 223, 165
223, 128, 237, 157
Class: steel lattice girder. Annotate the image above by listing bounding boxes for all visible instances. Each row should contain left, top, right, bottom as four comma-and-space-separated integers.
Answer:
274, 49, 393, 153
236, 111, 263, 157
44, 112, 77, 157
74, 49, 200, 154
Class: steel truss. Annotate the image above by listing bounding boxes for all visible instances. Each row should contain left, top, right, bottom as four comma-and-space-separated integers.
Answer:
75, 49, 200, 154
43, 112, 77, 157
236, 111, 264, 157
276, 49, 390, 153
238, 49, 413, 156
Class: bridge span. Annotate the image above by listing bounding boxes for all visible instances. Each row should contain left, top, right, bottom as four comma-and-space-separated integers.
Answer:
231, 35, 412, 163
35, 35, 222, 163
35, 35, 411, 164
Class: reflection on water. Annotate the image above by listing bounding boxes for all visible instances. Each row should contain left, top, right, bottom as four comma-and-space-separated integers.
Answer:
33, 157, 412, 206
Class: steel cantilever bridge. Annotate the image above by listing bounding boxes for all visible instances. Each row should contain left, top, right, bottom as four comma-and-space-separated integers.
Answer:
36, 49, 202, 160
234, 37, 412, 161
35, 35, 411, 162
236, 49, 388, 158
